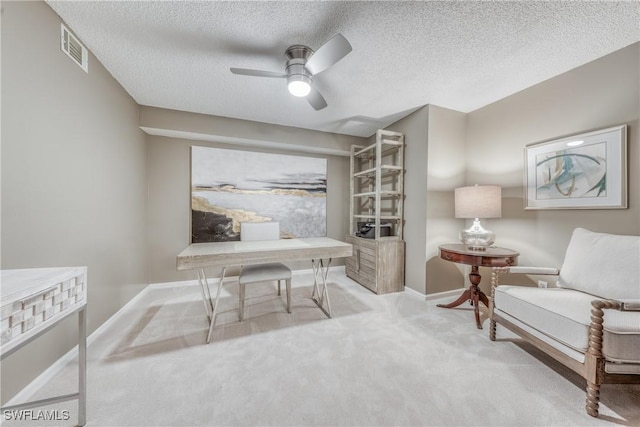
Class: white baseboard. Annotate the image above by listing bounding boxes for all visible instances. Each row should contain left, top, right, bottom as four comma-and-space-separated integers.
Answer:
424, 288, 467, 301
403, 286, 466, 301
5, 264, 347, 405
402, 286, 426, 298
4, 283, 154, 406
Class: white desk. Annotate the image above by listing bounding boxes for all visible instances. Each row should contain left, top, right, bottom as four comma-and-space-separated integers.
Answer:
177, 237, 352, 343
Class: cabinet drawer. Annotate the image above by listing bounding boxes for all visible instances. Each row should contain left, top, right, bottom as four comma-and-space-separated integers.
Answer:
346, 249, 376, 273
346, 264, 376, 293
346, 236, 377, 264
356, 244, 376, 259
345, 249, 377, 293
346, 235, 377, 250
345, 256, 376, 276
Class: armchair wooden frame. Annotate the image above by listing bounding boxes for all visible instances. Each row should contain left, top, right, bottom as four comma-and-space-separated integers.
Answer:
488, 267, 640, 418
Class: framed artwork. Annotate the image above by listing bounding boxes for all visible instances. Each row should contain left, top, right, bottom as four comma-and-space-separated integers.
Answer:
524, 125, 627, 210
190, 146, 327, 243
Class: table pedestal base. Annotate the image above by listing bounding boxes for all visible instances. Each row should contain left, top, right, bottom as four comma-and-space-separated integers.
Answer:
437, 265, 489, 329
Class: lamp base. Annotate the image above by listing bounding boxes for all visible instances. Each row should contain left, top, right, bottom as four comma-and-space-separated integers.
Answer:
460, 218, 495, 251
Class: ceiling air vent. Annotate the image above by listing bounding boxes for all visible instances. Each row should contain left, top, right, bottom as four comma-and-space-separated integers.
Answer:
60, 23, 88, 73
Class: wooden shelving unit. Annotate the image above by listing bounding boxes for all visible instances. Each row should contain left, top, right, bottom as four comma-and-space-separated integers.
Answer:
346, 129, 405, 294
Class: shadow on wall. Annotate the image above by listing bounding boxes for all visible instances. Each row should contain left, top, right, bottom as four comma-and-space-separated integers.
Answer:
425, 256, 463, 295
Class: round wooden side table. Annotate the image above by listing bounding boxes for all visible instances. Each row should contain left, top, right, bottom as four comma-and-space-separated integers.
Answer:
437, 244, 519, 329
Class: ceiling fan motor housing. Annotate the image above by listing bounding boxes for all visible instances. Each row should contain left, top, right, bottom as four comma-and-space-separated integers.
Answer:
285, 45, 314, 92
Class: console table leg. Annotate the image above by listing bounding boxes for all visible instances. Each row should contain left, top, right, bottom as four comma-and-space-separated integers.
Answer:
78, 308, 86, 426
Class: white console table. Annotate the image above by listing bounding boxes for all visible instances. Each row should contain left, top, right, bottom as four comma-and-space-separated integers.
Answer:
1, 267, 87, 426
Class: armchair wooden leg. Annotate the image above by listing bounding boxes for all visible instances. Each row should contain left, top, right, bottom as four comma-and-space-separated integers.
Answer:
584, 299, 619, 418
586, 381, 600, 417
489, 267, 504, 341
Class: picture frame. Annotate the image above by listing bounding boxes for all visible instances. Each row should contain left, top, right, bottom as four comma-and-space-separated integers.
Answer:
524, 125, 627, 210
190, 145, 327, 243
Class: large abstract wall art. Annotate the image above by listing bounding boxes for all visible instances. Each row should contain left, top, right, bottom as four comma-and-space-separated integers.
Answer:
191, 146, 327, 243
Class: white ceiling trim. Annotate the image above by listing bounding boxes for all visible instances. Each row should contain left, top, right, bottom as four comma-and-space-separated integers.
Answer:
140, 127, 351, 157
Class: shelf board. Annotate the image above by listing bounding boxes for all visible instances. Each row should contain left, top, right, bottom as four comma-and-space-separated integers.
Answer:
354, 141, 403, 158
353, 165, 403, 178
353, 215, 401, 220
353, 191, 402, 198
377, 129, 403, 138
380, 138, 403, 146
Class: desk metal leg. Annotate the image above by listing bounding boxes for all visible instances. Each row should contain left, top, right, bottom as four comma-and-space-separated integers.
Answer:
196, 269, 213, 321
197, 267, 226, 344
311, 258, 332, 318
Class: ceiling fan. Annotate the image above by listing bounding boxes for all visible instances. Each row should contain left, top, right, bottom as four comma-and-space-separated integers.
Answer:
230, 33, 352, 111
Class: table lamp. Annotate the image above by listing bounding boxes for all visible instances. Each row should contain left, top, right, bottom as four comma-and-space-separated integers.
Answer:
455, 185, 502, 250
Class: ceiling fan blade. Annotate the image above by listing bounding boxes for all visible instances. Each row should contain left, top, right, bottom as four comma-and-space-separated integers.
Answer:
230, 68, 287, 78
307, 87, 328, 111
305, 33, 352, 75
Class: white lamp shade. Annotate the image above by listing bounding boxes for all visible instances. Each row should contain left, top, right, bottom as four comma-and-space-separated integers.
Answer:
455, 185, 502, 219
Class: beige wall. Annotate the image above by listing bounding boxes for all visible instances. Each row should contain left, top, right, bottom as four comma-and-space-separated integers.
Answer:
385, 105, 468, 294
466, 42, 640, 293
144, 108, 363, 283
384, 107, 429, 292
386, 43, 639, 296
424, 106, 467, 294
1, 2, 148, 402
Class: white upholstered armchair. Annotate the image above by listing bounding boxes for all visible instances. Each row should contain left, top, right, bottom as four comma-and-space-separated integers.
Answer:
489, 227, 640, 417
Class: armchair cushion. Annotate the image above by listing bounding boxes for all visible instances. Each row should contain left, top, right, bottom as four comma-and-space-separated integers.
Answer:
495, 285, 640, 363
558, 227, 640, 300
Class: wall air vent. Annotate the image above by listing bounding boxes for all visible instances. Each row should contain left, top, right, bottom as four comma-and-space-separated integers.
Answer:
60, 23, 88, 73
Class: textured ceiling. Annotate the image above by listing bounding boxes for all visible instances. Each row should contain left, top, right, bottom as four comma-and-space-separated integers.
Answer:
46, 1, 640, 137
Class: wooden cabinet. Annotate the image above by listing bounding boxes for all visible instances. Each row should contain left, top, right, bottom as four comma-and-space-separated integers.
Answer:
345, 235, 404, 294
346, 129, 405, 294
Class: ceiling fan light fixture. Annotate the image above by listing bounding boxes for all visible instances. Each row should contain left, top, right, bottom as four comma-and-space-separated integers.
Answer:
287, 74, 311, 97
230, 34, 351, 109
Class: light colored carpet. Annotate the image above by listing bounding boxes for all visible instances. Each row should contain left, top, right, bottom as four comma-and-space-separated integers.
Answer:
4, 271, 639, 426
